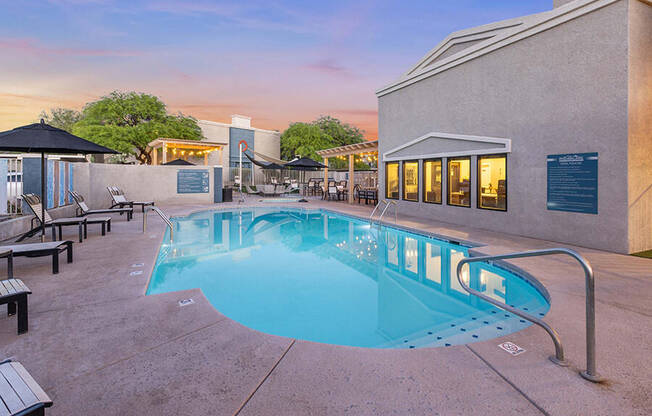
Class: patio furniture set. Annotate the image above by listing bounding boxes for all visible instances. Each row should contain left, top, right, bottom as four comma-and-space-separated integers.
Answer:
303, 179, 378, 204
1, 187, 153, 415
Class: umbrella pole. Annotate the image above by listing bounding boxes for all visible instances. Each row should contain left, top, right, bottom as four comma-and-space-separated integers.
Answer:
40, 152, 46, 242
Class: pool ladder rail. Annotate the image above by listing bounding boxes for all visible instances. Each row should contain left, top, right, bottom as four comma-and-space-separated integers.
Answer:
143, 206, 174, 243
369, 200, 398, 225
456, 248, 602, 383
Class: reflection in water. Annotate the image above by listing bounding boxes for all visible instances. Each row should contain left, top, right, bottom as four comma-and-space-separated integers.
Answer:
149, 208, 549, 349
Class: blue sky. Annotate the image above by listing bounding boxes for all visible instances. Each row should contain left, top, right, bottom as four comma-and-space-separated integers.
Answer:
0, 0, 551, 136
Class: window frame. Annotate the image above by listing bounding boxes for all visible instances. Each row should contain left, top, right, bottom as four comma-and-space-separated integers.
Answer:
447, 157, 472, 208
402, 160, 420, 202
422, 158, 443, 205
385, 162, 400, 200
477, 154, 508, 212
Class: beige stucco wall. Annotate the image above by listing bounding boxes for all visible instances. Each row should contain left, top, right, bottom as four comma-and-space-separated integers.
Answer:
627, 0, 652, 253
378, 1, 632, 252
198, 119, 280, 185
73, 163, 216, 209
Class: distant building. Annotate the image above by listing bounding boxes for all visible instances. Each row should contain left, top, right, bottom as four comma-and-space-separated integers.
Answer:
199, 115, 281, 185
149, 115, 280, 185
376, 0, 651, 253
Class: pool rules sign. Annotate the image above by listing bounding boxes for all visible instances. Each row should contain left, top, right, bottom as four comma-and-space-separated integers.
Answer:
547, 153, 598, 214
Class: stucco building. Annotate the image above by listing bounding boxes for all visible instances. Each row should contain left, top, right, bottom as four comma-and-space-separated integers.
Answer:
150, 115, 280, 185
376, 0, 651, 253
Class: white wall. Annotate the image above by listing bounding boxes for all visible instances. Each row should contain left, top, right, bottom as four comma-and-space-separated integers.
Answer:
73, 163, 216, 209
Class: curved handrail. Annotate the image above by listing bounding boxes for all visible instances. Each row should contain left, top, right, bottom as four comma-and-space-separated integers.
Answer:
369, 200, 398, 224
143, 206, 174, 243
369, 200, 389, 223
456, 248, 601, 382
377, 200, 397, 224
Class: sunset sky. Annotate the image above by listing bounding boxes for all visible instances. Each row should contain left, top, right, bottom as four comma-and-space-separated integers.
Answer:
1, 0, 550, 138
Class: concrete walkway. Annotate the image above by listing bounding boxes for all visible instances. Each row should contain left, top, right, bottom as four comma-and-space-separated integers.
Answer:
1, 197, 650, 415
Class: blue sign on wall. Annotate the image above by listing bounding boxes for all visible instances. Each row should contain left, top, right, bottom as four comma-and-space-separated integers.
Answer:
177, 169, 209, 194
547, 153, 598, 214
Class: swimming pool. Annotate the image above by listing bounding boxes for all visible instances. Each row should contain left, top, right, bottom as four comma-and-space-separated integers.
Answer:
147, 208, 549, 349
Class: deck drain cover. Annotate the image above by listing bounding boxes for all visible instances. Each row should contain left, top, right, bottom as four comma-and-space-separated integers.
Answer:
179, 299, 195, 307
129, 270, 143, 276
131, 263, 144, 268
498, 342, 526, 356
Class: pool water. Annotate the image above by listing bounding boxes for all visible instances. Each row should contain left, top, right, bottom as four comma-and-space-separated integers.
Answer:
147, 208, 549, 349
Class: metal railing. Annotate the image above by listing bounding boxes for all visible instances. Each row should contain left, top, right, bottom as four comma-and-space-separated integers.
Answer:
369, 200, 397, 224
143, 206, 174, 243
456, 248, 601, 382
4, 158, 23, 215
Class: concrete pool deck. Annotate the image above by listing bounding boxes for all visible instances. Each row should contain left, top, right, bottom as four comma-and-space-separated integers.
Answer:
0, 197, 650, 415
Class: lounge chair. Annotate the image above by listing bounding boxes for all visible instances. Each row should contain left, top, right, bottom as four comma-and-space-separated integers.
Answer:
1, 241, 73, 274
69, 191, 133, 220
245, 185, 260, 195
22, 194, 110, 243
261, 184, 276, 197
107, 186, 155, 213
0, 359, 52, 414
1, 278, 31, 334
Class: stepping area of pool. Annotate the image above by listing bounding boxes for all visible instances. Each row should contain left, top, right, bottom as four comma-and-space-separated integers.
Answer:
1, 197, 650, 415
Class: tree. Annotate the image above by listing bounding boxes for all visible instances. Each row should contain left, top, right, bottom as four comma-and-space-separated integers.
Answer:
280, 122, 332, 161
39, 108, 81, 132
313, 115, 364, 147
280, 116, 365, 169
72, 91, 203, 164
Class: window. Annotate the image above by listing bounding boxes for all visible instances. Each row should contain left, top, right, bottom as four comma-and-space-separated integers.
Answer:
402, 161, 419, 201
386, 162, 399, 199
478, 155, 507, 211
423, 159, 442, 204
447, 157, 471, 207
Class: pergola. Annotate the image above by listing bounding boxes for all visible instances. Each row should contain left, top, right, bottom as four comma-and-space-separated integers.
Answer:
148, 138, 225, 166
316, 140, 378, 203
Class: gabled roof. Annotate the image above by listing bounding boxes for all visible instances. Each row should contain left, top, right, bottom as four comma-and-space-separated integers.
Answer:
376, 0, 620, 97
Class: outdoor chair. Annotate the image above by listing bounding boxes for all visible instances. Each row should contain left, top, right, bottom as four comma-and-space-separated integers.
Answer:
275, 184, 288, 196
315, 182, 324, 196
0, 359, 53, 415
107, 186, 155, 213
22, 194, 110, 243
353, 184, 362, 202
261, 184, 276, 197
69, 190, 133, 221
327, 186, 340, 200
306, 180, 316, 196
245, 185, 260, 195
1, 241, 73, 275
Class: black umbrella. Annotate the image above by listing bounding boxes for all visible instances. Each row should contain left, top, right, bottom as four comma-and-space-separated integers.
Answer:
0, 119, 118, 241
284, 156, 326, 170
283, 156, 326, 186
163, 158, 195, 166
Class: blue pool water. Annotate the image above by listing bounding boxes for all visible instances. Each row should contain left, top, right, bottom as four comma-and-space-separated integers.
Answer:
147, 208, 549, 349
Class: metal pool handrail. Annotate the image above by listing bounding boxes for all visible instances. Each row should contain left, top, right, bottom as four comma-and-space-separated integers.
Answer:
143, 206, 174, 243
456, 248, 602, 382
369, 200, 397, 224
